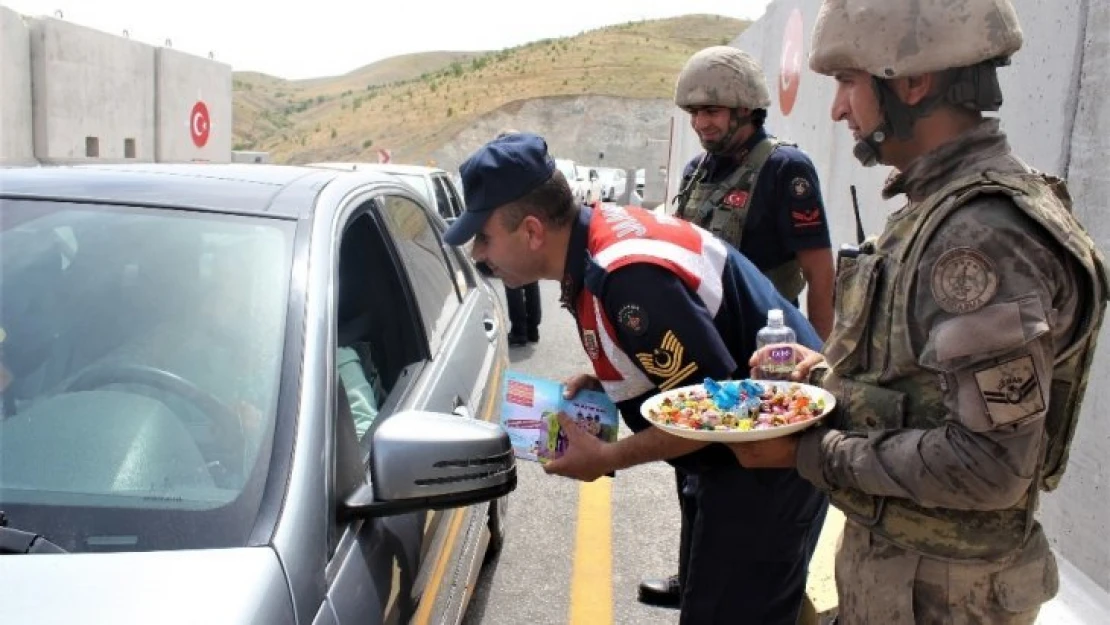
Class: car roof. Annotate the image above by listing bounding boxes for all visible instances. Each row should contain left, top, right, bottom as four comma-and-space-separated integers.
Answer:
309, 162, 447, 177
0, 163, 404, 218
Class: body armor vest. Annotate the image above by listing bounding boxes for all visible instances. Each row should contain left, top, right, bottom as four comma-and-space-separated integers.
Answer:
822, 170, 1107, 560
674, 138, 806, 302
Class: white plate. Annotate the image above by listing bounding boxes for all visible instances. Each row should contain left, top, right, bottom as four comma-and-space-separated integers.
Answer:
640, 380, 836, 443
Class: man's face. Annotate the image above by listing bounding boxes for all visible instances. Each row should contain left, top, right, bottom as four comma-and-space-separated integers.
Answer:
470, 207, 545, 288
690, 106, 741, 152
830, 70, 884, 141
830, 69, 892, 159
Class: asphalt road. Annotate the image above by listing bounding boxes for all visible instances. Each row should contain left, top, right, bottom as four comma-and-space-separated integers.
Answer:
462, 279, 683, 625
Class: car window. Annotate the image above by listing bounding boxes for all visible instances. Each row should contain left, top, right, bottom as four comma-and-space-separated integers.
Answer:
436, 175, 464, 219
430, 176, 453, 220
376, 195, 460, 354
0, 199, 295, 552
427, 215, 470, 297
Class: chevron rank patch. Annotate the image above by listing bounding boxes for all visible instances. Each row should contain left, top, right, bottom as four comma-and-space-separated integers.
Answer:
974, 355, 1044, 426
637, 330, 698, 391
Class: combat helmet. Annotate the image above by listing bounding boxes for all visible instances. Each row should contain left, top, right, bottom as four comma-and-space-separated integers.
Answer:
808, 0, 1023, 165
675, 46, 771, 112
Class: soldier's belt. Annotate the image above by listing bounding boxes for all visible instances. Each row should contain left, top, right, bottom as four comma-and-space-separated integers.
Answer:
831, 488, 1030, 561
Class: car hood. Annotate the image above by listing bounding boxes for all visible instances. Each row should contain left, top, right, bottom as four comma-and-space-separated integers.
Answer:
0, 547, 294, 624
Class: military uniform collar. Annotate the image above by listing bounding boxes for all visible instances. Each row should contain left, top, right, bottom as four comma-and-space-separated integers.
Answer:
559, 205, 592, 312
883, 119, 1012, 202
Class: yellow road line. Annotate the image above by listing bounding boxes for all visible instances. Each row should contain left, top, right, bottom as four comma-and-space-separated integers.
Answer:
412, 354, 505, 623
411, 508, 463, 624
569, 478, 613, 625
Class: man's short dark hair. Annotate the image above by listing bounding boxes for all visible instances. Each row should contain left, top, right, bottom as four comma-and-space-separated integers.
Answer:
499, 169, 578, 231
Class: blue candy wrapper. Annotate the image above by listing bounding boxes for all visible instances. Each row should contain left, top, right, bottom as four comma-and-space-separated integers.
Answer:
702, 378, 764, 414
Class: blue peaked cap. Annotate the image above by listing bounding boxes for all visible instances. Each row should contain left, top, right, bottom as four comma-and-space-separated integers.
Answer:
443, 132, 556, 245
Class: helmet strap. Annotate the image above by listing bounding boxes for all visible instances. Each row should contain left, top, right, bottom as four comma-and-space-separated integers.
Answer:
704, 109, 752, 155
853, 76, 947, 167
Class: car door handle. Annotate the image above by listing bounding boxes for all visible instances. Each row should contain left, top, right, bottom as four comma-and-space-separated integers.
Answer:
483, 315, 497, 341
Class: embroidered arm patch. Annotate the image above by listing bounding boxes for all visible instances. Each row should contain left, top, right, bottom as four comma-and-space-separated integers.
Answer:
636, 330, 698, 391
974, 354, 1045, 426
931, 247, 999, 314
618, 303, 649, 336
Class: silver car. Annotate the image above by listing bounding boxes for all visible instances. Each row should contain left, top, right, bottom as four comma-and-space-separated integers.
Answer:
0, 164, 516, 624
308, 162, 466, 225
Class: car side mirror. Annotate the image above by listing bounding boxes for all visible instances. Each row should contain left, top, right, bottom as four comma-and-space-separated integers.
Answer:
341, 411, 516, 519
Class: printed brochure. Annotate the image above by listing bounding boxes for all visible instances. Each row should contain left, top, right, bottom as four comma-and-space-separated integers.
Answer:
500, 370, 619, 463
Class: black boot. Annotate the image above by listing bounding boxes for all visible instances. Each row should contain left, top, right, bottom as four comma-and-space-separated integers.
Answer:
637, 574, 681, 608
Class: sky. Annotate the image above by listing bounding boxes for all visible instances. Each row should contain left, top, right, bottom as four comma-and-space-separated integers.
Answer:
1, 0, 773, 79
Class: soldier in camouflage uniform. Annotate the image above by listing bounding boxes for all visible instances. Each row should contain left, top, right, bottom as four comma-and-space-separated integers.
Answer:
731, 1, 1108, 623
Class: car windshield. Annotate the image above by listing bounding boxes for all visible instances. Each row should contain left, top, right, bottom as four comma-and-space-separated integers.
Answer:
0, 199, 295, 553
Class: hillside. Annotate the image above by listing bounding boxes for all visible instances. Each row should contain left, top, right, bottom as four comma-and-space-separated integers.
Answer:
232, 14, 748, 165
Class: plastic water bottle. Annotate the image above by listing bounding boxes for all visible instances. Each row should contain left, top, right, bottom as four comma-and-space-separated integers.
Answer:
755, 309, 796, 380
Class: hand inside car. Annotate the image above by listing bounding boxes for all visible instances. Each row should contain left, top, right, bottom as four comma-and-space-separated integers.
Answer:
748, 343, 826, 382
542, 412, 614, 482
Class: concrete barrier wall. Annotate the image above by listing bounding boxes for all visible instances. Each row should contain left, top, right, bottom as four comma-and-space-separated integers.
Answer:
29, 17, 156, 163
666, 0, 1110, 612
0, 12, 232, 165
0, 7, 34, 165
1039, 0, 1110, 595
155, 48, 232, 163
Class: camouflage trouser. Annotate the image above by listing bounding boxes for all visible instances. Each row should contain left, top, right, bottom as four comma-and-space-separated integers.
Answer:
834, 520, 1058, 624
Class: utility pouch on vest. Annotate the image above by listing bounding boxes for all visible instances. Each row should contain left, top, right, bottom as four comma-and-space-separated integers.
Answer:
826, 252, 885, 373
701, 169, 757, 228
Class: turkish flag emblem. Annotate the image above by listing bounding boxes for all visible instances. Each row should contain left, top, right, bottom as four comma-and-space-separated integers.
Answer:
724, 190, 749, 208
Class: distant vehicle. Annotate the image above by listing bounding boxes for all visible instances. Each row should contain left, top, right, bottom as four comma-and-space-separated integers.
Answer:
231, 150, 271, 164
310, 162, 465, 224
553, 158, 587, 205
0, 163, 515, 625
594, 167, 628, 202
584, 168, 604, 205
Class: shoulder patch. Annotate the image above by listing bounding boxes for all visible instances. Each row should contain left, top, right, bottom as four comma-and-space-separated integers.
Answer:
974, 354, 1045, 426
790, 176, 812, 198
930, 247, 998, 314
617, 303, 649, 336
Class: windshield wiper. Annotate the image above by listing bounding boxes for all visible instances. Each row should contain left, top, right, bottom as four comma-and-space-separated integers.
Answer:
0, 511, 67, 554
